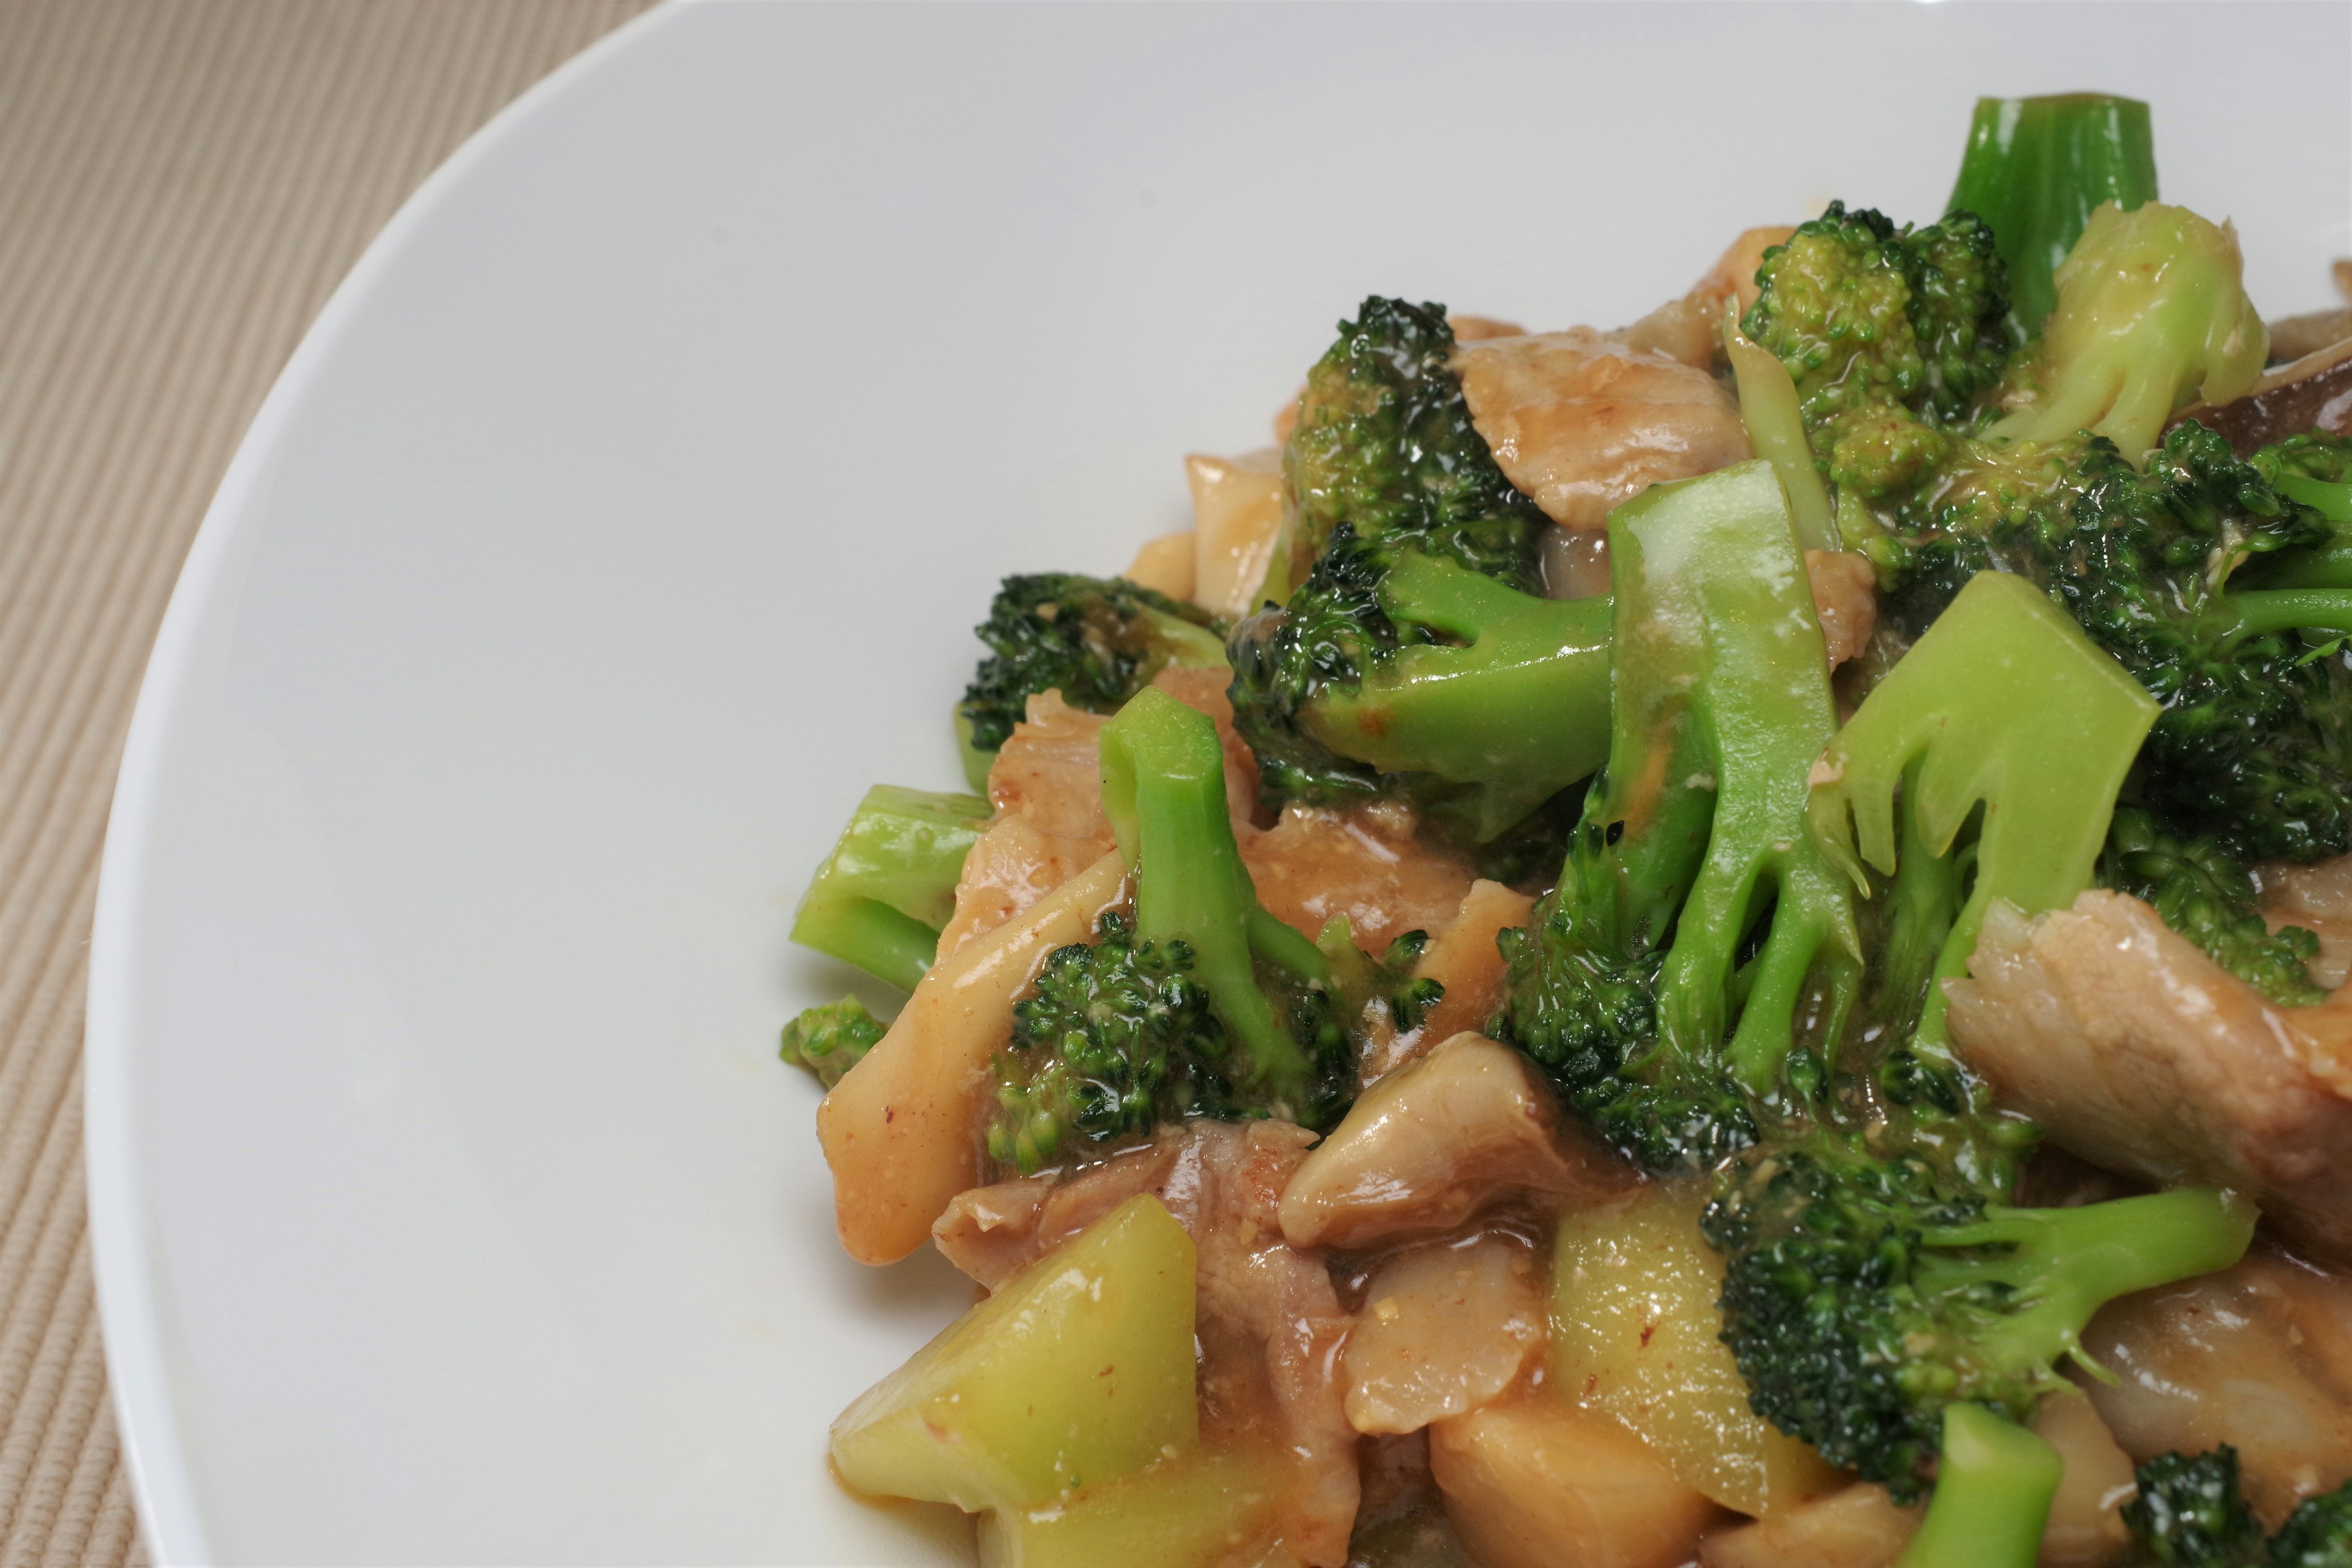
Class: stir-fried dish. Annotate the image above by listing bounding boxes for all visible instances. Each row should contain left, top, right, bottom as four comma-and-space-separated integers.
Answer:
778, 94, 2352, 1568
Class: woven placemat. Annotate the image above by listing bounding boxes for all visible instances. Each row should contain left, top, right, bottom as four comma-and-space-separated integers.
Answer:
0, 4, 652, 1562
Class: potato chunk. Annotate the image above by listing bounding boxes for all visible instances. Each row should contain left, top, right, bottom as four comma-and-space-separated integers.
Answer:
1429, 1396, 1721, 1568
978, 1446, 1292, 1568
1698, 1483, 1918, 1568
830, 1195, 1197, 1512
1551, 1183, 1842, 1518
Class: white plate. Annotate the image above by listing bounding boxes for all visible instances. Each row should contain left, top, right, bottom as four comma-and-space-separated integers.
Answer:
85, 2, 2351, 1561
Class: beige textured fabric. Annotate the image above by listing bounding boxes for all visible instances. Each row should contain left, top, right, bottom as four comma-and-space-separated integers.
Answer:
0, 4, 654, 1562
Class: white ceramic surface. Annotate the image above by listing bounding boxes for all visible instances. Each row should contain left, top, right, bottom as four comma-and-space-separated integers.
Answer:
85, 2, 2351, 1562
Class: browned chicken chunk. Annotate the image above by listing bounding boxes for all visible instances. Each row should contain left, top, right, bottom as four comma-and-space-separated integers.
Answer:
1947, 892, 2352, 1263
1343, 1234, 1547, 1435
1280, 1032, 1632, 1250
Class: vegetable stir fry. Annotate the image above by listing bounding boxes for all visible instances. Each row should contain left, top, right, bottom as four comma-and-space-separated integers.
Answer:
781, 94, 2352, 1568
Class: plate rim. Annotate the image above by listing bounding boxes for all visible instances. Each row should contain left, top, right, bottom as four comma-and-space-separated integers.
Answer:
80, 4, 689, 1559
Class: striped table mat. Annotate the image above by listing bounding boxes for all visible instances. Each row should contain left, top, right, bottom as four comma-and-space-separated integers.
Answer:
0, 4, 651, 1561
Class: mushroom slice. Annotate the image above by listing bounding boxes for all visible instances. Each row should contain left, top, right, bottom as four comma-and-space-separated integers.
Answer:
1280, 1032, 1632, 1250
1945, 891, 2352, 1263
2168, 333, 2352, 454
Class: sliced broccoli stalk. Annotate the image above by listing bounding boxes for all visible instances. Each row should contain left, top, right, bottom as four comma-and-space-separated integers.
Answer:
1989, 202, 2267, 462
1811, 570, 2159, 1058
791, 785, 993, 990
1099, 687, 1319, 1111
1706, 1140, 2254, 1499
959, 573, 1229, 759
780, 997, 888, 1090
2101, 808, 2326, 1007
1496, 459, 1861, 1168
1947, 92, 2159, 341
1283, 296, 1548, 589
1892, 1404, 2064, 1568
1722, 304, 1840, 552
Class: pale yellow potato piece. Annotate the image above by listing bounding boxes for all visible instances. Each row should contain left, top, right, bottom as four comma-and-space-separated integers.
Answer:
1698, 1483, 1919, 1568
1430, 1396, 1721, 1568
818, 850, 1128, 1264
2034, 1391, 2135, 1567
1126, 530, 1197, 600
1551, 1183, 1843, 1518
832, 1195, 1197, 1513
978, 1444, 1292, 1568
1184, 450, 1284, 620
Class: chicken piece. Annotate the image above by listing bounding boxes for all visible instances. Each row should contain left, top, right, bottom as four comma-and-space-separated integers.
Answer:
819, 851, 1129, 1265
1452, 328, 1753, 533
985, 689, 1115, 840
1281, 1033, 1632, 1250
1430, 1395, 1724, 1568
1358, 879, 1536, 1084
1610, 227, 1801, 372
1245, 799, 1476, 958
1183, 449, 1284, 621
1946, 892, 2352, 1262
1540, 527, 1613, 600
933, 1121, 1360, 1567
2033, 1391, 2136, 1568
1449, 315, 1526, 343
1124, 528, 1196, 599
1698, 1485, 1919, 1568
1694, 226, 1799, 318
934, 814, 1109, 960
2080, 1248, 2352, 1528
1343, 1234, 1547, 1435
1807, 548, 1877, 671
2258, 851, 2352, 990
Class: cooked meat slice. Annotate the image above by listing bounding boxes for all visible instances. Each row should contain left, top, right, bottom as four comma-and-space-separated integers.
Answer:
1281, 1033, 1632, 1250
1945, 891, 2352, 1262
1343, 1234, 1547, 1435
2168, 334, 2352, 454
2267, 307, 2352, 366
1698, 1485, 1919, 1568
2032, 1392, 2136, 1568
1453, 328, 1752, 533
1540, 527, 1613, 600
935, 814, 1110, 960
2080, 1248, 2352, 1528
2258, 852, 2352, 990
1245, 799, 1477, 957
1449, 315, 1527, 343
1806, 549, 1877, 671
1358, 879, 1536, 1084
932, 1121, 1359, 1566
1122, 529, 1195, 599
985, 688, 1113, 840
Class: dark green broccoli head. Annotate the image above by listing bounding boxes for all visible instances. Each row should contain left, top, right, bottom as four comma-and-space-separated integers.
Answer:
1226, 526, 1396, 809
780, 997, 886, 1090
2122, 1447, 2352, 1566
1742, 202, 2011, 435
959, 574, 1227, 753
1283, 296, 1548, 588
2125, 1449, 2266, 1566
2101, 807, 2325, 1006
1885, 421, 2352, 864
989, 912, 1229, 1174
1705, 1142, 2253, 1501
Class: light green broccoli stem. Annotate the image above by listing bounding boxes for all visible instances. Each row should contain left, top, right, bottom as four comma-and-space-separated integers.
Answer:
1947, 93, 2158, 340
2239, 471, 2352, 589
791, 785, 993, 990
1607, 459, 1861, 1090
1988, 202, 2267, 463
1920, 1188, 2253, 1382
1810, 571, 2158, 1054
2214, 589, 2352, 646
1893, 1404, 2064, 1568
1722, 306, 1840, 553
1305, 549, 1615, 842
1099, 688, 1311, 1105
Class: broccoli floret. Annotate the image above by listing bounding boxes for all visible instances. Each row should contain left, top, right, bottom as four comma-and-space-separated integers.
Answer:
1990, 202, 2267, 462
2244, 435, 2352, 589
1226, 530, 1613, 840
2101, 807, 2326, 1006
780, 997, 886, 1090
1947, 93, 2159, 340
1887, 421, 2352, 865
791, 785, 993, 990
1281, 296, 1549, 586
1890, 1404, 2064, 1568
989, 688, 1355, 1169
1811, 570, 2160, 1079
2125, 1447, 2352, 1566
1494, 460, 1861, 1169
958, 573, 1228, 762
1706, 1143, 2252, 1499
1741, 202, 2010, 440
